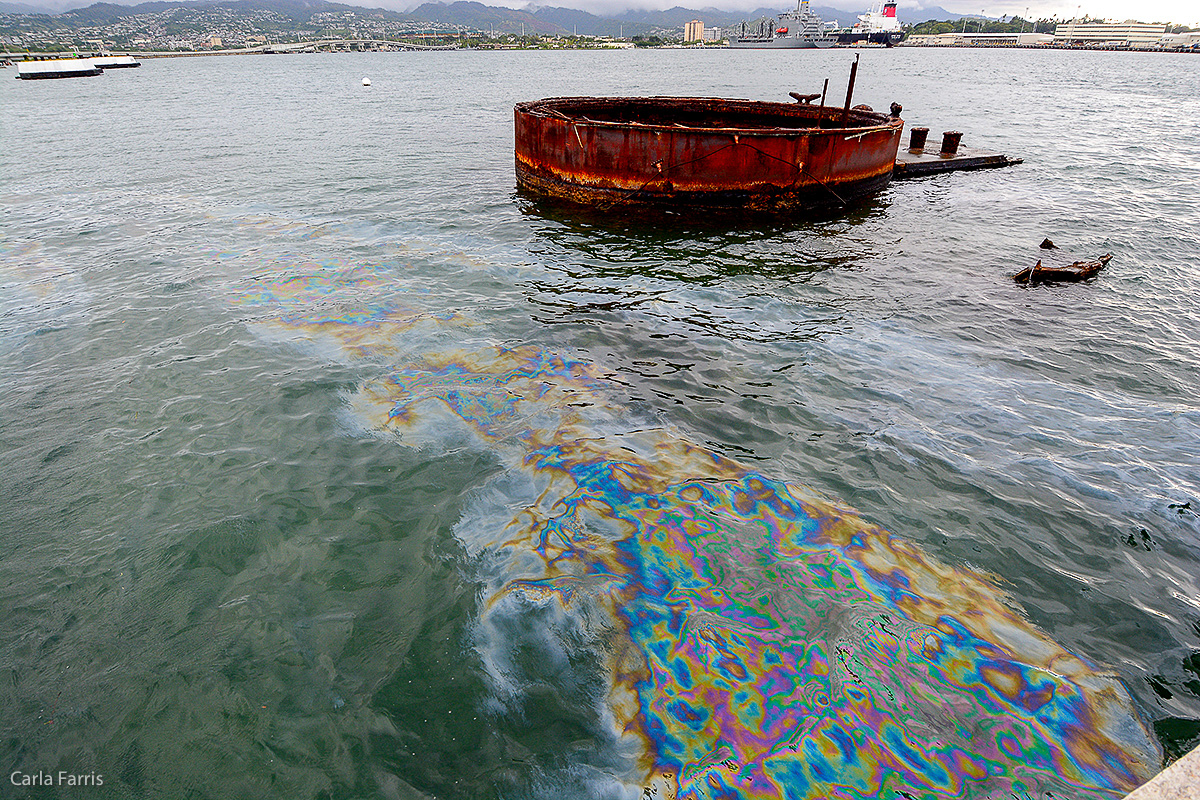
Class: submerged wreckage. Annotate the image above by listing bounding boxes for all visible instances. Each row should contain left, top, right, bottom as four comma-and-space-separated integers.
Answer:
514, 95, 904, 213
514, 58, 906, 214
1014, 253, 1113, 284
514, 58, 1026, 218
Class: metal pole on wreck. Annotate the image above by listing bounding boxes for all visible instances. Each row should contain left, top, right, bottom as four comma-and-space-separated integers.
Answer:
840, 53, 859, 128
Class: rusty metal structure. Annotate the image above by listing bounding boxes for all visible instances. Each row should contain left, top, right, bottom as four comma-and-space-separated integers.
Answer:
1013, 253, 1112, 284
514, 95, 904, 214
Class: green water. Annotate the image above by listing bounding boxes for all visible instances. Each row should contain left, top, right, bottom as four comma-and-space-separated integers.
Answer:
2, 48, 1199, 798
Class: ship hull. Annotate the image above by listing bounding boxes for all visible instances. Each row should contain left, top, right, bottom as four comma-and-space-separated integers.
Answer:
833, 30, 904, 45
729, 36, 836, 48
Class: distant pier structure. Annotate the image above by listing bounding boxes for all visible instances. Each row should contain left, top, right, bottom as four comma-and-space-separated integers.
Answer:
262, 38, 459, 53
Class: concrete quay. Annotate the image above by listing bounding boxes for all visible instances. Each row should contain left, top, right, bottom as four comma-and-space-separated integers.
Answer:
1125, 744, 1200, 800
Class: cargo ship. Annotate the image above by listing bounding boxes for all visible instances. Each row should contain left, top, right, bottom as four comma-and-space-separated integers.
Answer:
831, 0, 904, 45
729, 0, 836, 49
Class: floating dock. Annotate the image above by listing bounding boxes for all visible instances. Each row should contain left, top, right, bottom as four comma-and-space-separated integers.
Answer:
892, 127, 1022, 178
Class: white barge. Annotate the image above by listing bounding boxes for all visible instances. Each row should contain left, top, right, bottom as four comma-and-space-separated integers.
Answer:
90, 54, 141, 69
15, 58, 103, 80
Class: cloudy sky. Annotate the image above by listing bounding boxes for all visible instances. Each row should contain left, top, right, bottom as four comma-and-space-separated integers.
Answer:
893, 0, 1190, 23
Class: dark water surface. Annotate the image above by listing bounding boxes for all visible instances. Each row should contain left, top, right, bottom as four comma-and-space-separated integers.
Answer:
2, 48, 1199, 800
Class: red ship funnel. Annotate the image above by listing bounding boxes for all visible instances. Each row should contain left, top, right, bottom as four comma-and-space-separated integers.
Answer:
883, 1, 897, 16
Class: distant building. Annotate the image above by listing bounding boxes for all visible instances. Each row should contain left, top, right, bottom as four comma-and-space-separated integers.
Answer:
1053, 20, 1169, 46
904, 32, 1052, 46
1159, 31, 1200, 48
209, 36, 222, 48
684, 20, 703, 43
703, 27, 721, 42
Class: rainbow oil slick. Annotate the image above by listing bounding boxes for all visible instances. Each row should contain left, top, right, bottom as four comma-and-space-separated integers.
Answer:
0, 239, 91, 343
231, 259, 464, 362
227, 245, 1161, 800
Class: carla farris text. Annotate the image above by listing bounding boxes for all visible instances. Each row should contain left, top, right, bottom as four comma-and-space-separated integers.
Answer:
11, 771, 104, 787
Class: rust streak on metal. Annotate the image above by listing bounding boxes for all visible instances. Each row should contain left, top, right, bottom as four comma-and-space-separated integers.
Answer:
840, 53, 859, 129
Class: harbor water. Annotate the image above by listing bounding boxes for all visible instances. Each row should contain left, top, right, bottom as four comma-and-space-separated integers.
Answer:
2, 48, 1199, 799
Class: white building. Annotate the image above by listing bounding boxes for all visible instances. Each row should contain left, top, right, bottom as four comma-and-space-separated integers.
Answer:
904, 32, 1052, 45
1158, 31, 1200, 48
1053, 20, 1169, 45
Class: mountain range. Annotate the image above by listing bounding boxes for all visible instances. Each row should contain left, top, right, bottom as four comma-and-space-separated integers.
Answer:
0, 0, 971, 35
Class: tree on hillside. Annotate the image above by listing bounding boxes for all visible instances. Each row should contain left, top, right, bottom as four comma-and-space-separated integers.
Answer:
909, 15, 1070, 36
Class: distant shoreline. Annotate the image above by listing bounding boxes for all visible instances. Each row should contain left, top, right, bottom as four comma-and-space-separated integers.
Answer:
4, 41, 1198, 59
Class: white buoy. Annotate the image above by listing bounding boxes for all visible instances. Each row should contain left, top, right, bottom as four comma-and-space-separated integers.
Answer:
362, 77, 371, 86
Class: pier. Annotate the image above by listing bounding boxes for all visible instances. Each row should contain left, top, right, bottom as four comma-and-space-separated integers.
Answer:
256, 38, 459, 53
2, 39, 459, 61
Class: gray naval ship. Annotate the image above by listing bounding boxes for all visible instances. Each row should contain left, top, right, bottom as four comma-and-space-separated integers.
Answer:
730, 0, 836, 48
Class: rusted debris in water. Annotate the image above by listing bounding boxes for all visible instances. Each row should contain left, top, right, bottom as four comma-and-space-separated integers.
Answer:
1040, 238, 1058, 249
1014, 253, 1112, 284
